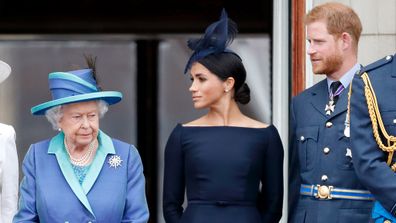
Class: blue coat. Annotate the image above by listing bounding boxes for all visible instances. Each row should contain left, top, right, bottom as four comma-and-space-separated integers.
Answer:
13, 131, 149, 223
289, 78, 373, 223
350, 54, 396, 223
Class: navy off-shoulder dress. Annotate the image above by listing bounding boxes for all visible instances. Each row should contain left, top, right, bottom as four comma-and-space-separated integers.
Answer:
163, 124, 284, 223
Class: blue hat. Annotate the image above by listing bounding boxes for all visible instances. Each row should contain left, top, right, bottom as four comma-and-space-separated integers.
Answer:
31, 69, 122, 115
184, 9, 239, 73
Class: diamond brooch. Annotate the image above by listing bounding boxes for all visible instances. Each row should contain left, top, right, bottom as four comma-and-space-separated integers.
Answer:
108, 155, 123, 169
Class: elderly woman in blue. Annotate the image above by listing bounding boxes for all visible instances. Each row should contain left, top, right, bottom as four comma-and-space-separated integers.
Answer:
13, 57, 149, 223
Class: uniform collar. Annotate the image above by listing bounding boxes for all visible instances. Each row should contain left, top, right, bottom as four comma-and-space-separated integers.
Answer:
326, 63, 360, 94
47, 130, 115, 217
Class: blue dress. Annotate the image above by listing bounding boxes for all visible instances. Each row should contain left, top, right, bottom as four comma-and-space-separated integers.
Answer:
163, 124, 284, 223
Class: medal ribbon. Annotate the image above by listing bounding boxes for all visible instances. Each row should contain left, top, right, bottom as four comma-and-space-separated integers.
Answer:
329, 82, 344, 100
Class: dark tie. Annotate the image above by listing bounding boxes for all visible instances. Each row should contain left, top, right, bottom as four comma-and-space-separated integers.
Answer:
330, 81, 342, 104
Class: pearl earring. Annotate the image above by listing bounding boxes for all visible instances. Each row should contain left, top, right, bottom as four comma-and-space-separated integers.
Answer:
58, 128, 62, 132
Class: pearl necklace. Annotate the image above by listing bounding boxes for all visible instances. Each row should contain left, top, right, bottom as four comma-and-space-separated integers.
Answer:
64, 139, 95, 166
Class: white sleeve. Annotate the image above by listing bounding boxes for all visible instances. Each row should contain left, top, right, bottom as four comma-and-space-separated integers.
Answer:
1, 125, 19, 223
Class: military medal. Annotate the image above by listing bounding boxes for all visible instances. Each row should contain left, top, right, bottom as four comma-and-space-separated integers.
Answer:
325, 99, 335, 116
325, 82, 344, 116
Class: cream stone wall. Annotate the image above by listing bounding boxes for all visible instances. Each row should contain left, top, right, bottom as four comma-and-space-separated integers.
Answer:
310, 0, 396, 85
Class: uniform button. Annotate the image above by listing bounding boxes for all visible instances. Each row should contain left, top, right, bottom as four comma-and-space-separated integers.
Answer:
323, 147, 330, 154
384, 220, 391, 223
325, 122, 333, 128
386, 55, 392, 60
321, 175, 328, 182
393, 119, 396, 124
300, 136, 305, 141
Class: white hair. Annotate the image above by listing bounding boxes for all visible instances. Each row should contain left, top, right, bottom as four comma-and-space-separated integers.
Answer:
45, 100, 109, 130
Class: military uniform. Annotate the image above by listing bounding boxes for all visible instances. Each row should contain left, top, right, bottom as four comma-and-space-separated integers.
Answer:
350, 53, 396, 223
289, 65, 374, 222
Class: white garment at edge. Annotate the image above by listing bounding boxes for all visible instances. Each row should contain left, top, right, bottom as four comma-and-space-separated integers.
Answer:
0, 123, 18, 223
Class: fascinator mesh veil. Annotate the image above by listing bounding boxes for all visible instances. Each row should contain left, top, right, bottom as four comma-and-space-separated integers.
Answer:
184, 9, 239, 73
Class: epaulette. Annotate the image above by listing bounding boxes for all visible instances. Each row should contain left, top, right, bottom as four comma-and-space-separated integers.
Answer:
359, 54, 394, 76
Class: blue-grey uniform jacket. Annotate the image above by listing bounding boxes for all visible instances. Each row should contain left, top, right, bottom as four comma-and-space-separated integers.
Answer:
350, 53, 396, 223
289, 73, 373, 222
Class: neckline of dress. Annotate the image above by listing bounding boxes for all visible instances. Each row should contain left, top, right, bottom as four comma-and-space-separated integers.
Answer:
179, 123, 273, 130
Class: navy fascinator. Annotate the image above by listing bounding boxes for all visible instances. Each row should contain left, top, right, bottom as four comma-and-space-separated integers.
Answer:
184, 9, 239, 73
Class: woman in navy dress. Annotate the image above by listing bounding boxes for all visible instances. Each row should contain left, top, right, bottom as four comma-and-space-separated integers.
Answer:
163, 10, 284, 223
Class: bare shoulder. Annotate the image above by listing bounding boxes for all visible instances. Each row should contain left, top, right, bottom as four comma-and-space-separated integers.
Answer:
182, 115, 270, 128
183, 116, 208, 127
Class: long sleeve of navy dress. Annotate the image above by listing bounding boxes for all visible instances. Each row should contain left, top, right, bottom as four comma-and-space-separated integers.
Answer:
163, 124, 284, 223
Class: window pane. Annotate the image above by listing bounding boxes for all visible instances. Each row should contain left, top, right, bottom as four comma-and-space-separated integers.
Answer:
0, 39, 137, 166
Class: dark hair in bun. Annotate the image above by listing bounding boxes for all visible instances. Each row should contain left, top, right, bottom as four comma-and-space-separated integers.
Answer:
197, 52, 250, 104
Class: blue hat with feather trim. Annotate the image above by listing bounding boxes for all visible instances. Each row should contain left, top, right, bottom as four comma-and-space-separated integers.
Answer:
31, 68, 122, 115
184, 9, 239, 73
